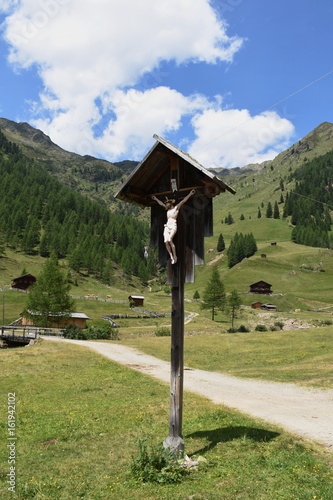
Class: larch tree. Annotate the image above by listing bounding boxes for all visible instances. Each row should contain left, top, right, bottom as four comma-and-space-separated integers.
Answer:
24, 252, 75, 327
266, 201, 273, 218
217, 233, 225, 252
201, 267, 226, 321
227, 289, 242, 329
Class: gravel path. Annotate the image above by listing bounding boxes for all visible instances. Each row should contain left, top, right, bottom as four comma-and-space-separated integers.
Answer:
43, 337, 333, 450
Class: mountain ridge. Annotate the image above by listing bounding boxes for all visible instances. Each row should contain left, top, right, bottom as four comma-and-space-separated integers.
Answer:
1, 117, 333, 214
0, 117, 126, 208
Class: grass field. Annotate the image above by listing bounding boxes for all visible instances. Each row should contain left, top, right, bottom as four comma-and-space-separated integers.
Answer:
1, 340, 333, 500
122, 325, 333, 389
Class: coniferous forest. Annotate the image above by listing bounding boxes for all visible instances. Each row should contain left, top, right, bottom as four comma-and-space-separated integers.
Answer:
0, 130, 154, 284
2, 122, 333, 287
283, 150, 333, 249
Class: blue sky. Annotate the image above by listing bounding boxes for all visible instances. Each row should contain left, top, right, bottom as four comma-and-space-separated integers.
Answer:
0, 0, 332, 169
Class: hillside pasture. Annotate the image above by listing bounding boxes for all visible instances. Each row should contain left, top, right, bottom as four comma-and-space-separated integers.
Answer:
1, 340, 333, 500
122, 325, 333, 389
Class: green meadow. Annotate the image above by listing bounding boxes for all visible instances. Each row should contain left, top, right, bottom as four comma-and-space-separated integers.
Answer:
2, 148, 333, 497
123, 326, 333, 389
1, 340, 333, 500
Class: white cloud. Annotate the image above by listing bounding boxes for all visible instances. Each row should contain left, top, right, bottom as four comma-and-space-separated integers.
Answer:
95, 87, 210, 159
1, 0, 295, 168
0, 1, 18, 13
1, 0, 246, 161
188, 108, 295, 168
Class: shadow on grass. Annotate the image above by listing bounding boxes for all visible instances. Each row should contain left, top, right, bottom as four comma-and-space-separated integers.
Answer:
186, 426, 280, 455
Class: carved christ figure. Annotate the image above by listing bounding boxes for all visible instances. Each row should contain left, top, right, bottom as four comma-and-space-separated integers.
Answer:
152, 190, 196, 264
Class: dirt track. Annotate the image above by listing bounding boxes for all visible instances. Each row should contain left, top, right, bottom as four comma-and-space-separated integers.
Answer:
43, 337, 333, 450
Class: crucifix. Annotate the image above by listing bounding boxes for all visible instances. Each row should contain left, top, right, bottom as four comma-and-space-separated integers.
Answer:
115, 135, 235, 453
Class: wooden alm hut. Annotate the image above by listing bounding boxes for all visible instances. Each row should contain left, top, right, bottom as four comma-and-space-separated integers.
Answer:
128, 295, 144, 307
22, 311, 90, 329
249, 280, 273, 294
11, 273, 36, 290
115, 134, 235, 283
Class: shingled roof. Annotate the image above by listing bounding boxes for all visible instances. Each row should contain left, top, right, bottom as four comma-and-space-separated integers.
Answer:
115, 134, 235, 207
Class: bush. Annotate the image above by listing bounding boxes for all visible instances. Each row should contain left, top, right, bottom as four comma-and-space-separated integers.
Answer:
237, 325, 250, 332
227, 327, 237, 333
63, 325, 88, 340
63, 323, 119, 340
274, 321, 284, 330
131, 440, 189, 484
319, 319, 332, 326
255, 324, 268, 332
155, 327, 170, 337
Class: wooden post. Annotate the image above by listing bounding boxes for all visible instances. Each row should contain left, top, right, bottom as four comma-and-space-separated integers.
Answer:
163, 212, 185, 453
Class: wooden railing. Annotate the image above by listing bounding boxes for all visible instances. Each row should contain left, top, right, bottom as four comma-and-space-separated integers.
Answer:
0, 326, 64, 340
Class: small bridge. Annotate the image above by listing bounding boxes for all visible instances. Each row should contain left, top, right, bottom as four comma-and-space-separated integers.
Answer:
0, 326, 64, 347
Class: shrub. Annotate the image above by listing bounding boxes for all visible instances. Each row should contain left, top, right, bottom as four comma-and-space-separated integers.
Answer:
237, 325, 250, 332
63, 323, 119, 340
63, 325, 88, 340
131, 440, 189, 484
274, 321, 284, 330
255, 324, 268, 332
227, 327, 237, 333
155, 327, 170, 337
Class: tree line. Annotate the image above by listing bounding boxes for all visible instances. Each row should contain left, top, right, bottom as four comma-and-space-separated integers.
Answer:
0, 129, 155, 284
283, 150, 333, 249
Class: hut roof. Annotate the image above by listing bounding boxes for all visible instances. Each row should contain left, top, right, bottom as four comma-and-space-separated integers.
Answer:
12, 273, 35, 281
250, 280, 272, 288
115, 134, 235, 207
25, 310, 90, 319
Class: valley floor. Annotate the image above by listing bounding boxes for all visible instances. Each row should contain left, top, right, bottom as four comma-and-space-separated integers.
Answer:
43, 336, 333, 451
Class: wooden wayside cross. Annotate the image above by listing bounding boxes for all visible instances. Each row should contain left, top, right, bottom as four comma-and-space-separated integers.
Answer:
115, 135, 235, 453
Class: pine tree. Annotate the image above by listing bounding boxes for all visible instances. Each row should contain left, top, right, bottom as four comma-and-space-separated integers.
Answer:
257, 208, 261, 218
138, 260, 149, 285
266, 201, 273, 218
273, 201, 280, 219
24, 253, 75, 326
227, 290, 242, 329
201, 267, 226, 321
225, 213, 234, 225
217, 233, 225, 252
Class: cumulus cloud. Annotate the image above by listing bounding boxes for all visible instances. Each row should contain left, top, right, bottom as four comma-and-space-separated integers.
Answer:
0, 0, 247, 162
188, 108, 295, 168
0, 0, 294, 167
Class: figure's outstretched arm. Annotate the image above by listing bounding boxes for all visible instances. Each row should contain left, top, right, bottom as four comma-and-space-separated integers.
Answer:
151, 195, 166, 208
176, 189, 196, 209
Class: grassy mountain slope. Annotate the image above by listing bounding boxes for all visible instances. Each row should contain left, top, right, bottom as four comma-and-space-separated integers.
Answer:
1, 119, 333, 326
0, 117, 133, 211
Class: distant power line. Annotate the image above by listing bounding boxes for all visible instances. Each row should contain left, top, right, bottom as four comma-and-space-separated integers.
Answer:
290, 190, 333, 210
